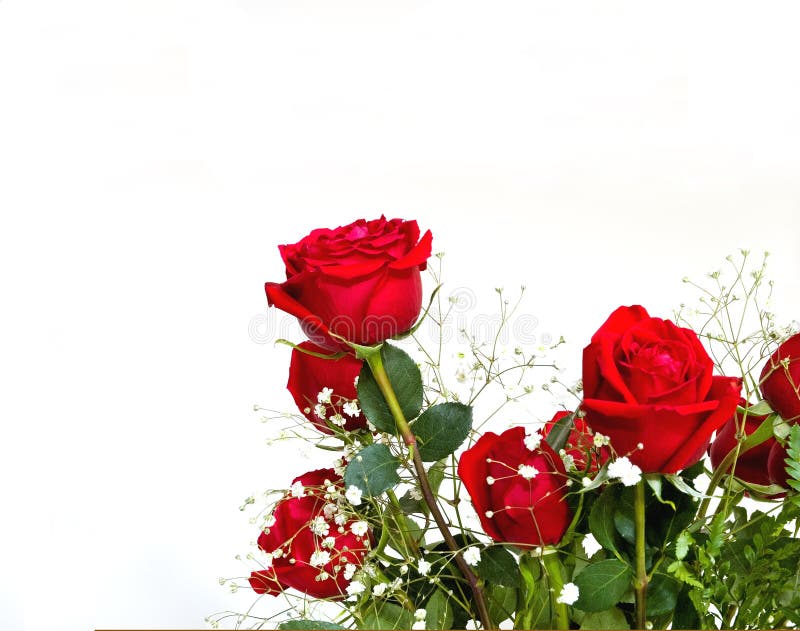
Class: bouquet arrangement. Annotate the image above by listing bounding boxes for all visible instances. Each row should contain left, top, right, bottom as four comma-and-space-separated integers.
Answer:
214, 217, 800, 630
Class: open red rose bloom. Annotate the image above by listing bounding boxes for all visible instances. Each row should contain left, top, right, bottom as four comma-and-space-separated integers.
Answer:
760, 332, 800, 423
582, 305, 741, 473
248, 469, 371, 599
458, 427, 571, 547
265, 216, 433, 349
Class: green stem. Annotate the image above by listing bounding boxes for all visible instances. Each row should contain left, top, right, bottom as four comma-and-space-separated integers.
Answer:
634, 481, 649, 630
387, 488, 420, 557
542, 549, 570, 631
363, 347, 495, 630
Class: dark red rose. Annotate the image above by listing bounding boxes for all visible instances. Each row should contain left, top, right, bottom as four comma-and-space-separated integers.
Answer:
768, 441, 790, 488
248, 469, 371, 599
709, 400, 775, 487
759, 333, 800, 423
265, 216, 433, 349
288, 341, 366, 434
582, 305, 741, 474
458, 427, 571, 547
543, 411, 610, 475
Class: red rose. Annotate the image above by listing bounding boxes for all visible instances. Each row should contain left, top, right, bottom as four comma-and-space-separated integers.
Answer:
582, 305, 741, 474
265, 216, 433, 349
543, 411, 610, 475
288, 341, 366, 434
709, 401, 775, 487
248, 469, 371, 599
759, 333, 800, 422
458, 427, 571, 547
767, 441, 790, 488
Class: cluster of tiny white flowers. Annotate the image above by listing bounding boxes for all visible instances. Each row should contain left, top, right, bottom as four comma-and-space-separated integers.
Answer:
343, 400, 361, 417
409, 487, 424, 501
317, 387, 334, 404
517, 464, 539, 480
310, 516, 330, 536
345, 485, 363, 506
463, 546, 481, 566
582, 533, 602, 559
592, 432, 610, 448
523, 430, 543, 451
309, 550, 331, 568
346, 579, 366, 596
372, 582, 388, 596
343, 563, 357, 581
290, 482, 305, 498
321, 536, 336, 549
313, 403, 327, 420
329, 413, 346, 427
412, 609, 427, 630
557, 582, 580, 605
417, 559, 432, 576
608, 456, 642, 486
560, 450, 576, 472
350, 520, 369, 537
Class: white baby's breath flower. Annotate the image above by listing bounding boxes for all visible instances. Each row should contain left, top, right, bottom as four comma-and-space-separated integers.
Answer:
400, 564, 409, 575
372, 582, 388, 596
593, 433, 610, 448
313, 403, 327, 420
343, 400, 361, 417
323, 503, 338, 519
345, 485, 363, 506
523, 431, 542, 451
346, 579, 366, 596
561, 452, 576, 472
412, 622, 426, 630
409, 487, 423, 501
414, 609, 427, 621
334, 513, 348, 526
417, 559, 432, 576
582, 533, 602, 559
317, 387, 334, 404
330, 413, 346, 427
309, 550, 331, 567
608, 456, 642, 486
310, 516, 330, 536
463, 546, 481, 566
350, 520, 369, 537
290, 482, 305, 498
343, 563, 357, 581
557, 582, 580, 605
517, 464, 539, 480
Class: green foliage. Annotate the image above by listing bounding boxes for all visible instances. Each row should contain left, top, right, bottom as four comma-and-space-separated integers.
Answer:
425, 588, 455, 630
398, 459, 446, 515
278, 622, 346, 630
544, 411, 575, 452
358, 343, 423, 432
517, 554, 552, 630
412, 402, 473, 461
344, 444, 400, 497
477, 545, 522, 588
589, 486, 623, 557
573, 559, 632, 613
578, 607, 630, 630
360, 602, 414, 630
786, 423, 800, 497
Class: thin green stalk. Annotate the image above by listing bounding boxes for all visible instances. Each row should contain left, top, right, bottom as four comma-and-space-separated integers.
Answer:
362, 347, 495, 630
634, 481, 649, 630
542, 549, 570, 631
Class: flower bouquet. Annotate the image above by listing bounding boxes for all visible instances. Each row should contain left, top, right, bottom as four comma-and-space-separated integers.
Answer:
214, 217, 800, 630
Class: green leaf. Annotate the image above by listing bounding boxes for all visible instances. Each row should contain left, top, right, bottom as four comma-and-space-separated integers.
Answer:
358, 343, 423, 433
645, 474, 676, 510
667, 560, 703, 588
589, 486, 621, 556
476, 545, 521, 588
425, 588, 454, 630
412, 402, 473, 461
398, 460, 446, 514
663, 473, 714, 500
278, 622, 345, 630
613, 489, 636, 545
360, 602, 413, 630
518, 553, 552, 629
579, 607, 630, 630
675, 531, 694, 561
344, 444, 400, 497
573, 559, 632, 612
545, 411, 575, 452
646, 572, 681, 617
486, 584, 518, 625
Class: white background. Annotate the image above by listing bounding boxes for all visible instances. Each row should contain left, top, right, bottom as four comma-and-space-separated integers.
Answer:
2, 1, 800, 629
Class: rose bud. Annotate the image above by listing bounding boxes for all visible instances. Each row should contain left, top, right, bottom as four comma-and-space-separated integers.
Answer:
543, 410, 610, 475
288, 341, 366, 434
582, 305, 741, 474
759, 332, 800, 423
248, 469, 371, 599
265, 216, 433, 349
709, 400, 775, 487
457, 427, 571, 547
